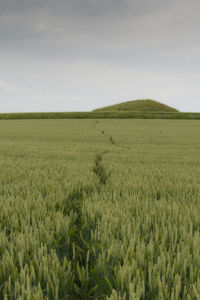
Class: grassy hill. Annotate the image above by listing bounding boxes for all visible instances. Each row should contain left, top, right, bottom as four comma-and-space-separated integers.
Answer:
2, 100, 199, 120
93, 99, 179, 112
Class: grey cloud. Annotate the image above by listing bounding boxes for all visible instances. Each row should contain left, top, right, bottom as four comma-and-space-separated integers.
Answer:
0, 0, 169, 15
0, 0, 199, 56
0, 0, 175, 41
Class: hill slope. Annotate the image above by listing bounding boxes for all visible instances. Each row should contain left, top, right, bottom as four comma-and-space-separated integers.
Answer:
94, 99, 179, 112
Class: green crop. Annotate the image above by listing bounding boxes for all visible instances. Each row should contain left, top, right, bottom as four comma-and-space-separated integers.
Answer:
0, 119, 200, 299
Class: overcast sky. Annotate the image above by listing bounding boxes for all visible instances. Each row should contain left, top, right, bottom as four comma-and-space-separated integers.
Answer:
0, 0, 200, 112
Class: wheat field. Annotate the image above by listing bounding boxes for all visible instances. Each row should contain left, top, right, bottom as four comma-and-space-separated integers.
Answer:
0, 119, 200, 299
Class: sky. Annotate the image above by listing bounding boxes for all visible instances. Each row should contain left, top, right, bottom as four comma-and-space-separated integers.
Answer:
0, 0, 200, 113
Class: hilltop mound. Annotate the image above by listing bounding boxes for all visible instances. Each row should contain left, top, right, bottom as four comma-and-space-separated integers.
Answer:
94, 99, 178, 112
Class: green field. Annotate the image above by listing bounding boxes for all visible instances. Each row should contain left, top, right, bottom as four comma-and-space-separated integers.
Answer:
1, 119, 200, 299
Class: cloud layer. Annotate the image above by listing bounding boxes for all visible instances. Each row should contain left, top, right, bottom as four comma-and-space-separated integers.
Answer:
0, 0, 200, 112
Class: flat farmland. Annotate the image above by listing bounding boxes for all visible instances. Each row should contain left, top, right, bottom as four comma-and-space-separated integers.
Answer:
1, 119, 200, 299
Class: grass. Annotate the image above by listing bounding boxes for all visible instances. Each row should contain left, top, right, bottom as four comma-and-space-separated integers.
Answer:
93, 99, 179, 112
1, 119, 200, 299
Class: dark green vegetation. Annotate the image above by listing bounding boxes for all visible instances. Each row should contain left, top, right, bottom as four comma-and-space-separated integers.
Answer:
1, 119, 200, 299
93, 99, 179, 112
1, 111, 200, 120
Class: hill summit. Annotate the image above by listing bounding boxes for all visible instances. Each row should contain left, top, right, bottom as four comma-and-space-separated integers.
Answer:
94, 99, 178, 113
